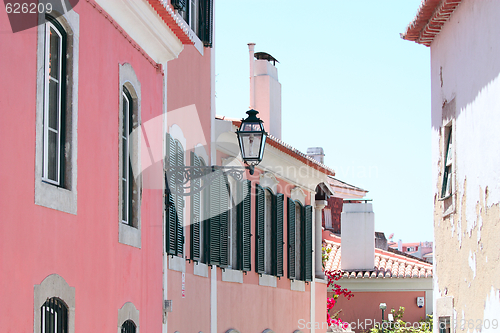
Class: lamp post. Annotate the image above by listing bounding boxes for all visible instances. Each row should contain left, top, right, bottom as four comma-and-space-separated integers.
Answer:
236, 109, 267, 175
165, 109, 267, 196
379, 303, 387, 333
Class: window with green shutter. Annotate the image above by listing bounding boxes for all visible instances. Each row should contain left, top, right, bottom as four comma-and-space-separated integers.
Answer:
255, 184, 266, 274
287, 197, 296, 280
302, 205, 313, 282
165, 134, 184, 256
190, 152, 202, 262
237, 180, 252, 271
272, 193, 284, 277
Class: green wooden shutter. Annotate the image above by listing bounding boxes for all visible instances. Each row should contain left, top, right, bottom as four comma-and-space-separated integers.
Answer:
190, 152, 201, 262
165, 134, 177, 255
287, 197, 296, 279
175, 140, 184, 256
303, 205, 313, 282
219, 172, 230, 268
207, 169, 221, 266
171, 0, 186, 10
272, 193, 284, 277
199, 0, 213, 47
255, 184, 265, 274
238, 180, 252, 271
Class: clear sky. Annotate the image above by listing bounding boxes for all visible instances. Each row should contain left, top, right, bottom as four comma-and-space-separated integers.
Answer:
214, 0, 433, 243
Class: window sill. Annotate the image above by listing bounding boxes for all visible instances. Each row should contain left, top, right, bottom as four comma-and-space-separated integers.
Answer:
291, 280, 305, 291
259, 274, 277, 288
35, 180, 77, 215
193, 262, 208, 277
118, 223, 141, 248
222, 268, 243, 283
169, 255, 186, 272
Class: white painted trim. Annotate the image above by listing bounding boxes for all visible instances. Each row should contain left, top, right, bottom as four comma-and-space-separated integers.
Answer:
94, 0, 184, 63
210, 266, 217, 333
334, 277, 433, 292
174, 13, 204, 55
195, 143, 209, 166
194, 262, 209, 278
35, 10, 79, 215
221, 268, 244, 283
259, 274, 277, 288
117, 302, 140, 333
259, 172, 279, 194
34, 274, 75, 333
291, 187, 307, 205
169, 124, 187, 151
168, 256, 186, 272
291, 279, 305, 292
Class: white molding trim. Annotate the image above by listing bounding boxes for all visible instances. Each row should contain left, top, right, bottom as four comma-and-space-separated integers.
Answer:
168, 256, 186, 272
34, 274, 75, 333
259, 274, 277, 288
259, 172, 279, 194
291, 187, 307, 205
195, 143, 209, 166
221, 268, 243, 283
117, 302, 140, 333
194, 262, 209, 278
169, 124, 187, 151
291, 279, 306, 292
94, 0, 184, 63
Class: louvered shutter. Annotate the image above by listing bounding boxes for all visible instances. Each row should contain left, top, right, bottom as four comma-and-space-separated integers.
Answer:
303, 205, 313, 282
171, 0, 186, 10
165, 134, 177, 255
238, 180, 252, 271
255, 184, 265, 274
175, 140, 184, 256
190, 152, 201, 262
199, 0, 213, 47
272, 193, 284, 277
287, 197, 296, 279
219, 172, 230, 268
207, 169, 221, 266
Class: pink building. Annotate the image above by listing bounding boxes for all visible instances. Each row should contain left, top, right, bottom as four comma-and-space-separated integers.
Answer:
1, 1, 335, 332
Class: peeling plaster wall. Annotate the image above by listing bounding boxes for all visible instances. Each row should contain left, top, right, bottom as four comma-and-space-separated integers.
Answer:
430, 0, 500, 332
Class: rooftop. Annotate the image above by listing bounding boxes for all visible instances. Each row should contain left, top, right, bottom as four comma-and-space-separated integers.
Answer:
401, 0, 462, 46
323, 233, 433, 279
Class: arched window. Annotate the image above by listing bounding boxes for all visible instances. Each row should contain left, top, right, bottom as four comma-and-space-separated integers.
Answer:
118, 63, 142, 248
41, 297, 68, 333
121, 319, 137, 333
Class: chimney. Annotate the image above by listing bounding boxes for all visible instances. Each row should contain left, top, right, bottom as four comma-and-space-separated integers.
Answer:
341, 201, 375, 271
375, 232, 388, 251
307, 147, 325, 164
249, 44, 282, 140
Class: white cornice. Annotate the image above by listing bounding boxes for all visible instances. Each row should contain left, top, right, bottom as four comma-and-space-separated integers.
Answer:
95, 0, 184, 63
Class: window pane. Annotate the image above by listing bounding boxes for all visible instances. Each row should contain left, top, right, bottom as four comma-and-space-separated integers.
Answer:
122, 179, 128, 223
122, 137, 128, 176
47, 130, 59, 182
48, 79, 59, 130
49, 27, 60, 79
122, 95, 128, 135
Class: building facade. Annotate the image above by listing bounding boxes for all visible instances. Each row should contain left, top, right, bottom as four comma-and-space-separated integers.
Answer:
403, 0, 500, 332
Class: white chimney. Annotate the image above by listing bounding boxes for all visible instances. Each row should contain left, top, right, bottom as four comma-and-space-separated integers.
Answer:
307, 147, 325, 164
249, 44, 282, 140
341, 202, 375, 271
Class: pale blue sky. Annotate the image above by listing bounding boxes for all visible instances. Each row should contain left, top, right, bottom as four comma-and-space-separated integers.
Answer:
214, 0, 432, 243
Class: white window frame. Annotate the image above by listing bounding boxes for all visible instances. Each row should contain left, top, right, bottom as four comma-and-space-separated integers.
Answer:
35, 10, 79, 215
117, 302, 140, 333
42, 21, 63, 186
121, 90, 131, 225
118, 63, 142, 248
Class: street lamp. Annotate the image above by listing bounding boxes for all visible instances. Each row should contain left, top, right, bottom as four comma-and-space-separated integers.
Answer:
236, 109, 267, 175
379, 303, 387, 333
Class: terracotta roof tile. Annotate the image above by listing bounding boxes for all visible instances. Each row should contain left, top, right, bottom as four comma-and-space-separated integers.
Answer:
323, 235, 433, 279
401, 0, 462, 47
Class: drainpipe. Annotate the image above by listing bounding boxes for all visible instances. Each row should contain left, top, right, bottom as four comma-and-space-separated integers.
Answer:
248, 43, 255, 109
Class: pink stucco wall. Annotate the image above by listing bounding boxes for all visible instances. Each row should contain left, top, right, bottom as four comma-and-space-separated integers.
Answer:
331, 291, 427, 330
0, 3, 164, 332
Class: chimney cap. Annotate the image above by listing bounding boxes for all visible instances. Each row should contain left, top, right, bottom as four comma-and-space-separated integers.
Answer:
254, 52, 279, 65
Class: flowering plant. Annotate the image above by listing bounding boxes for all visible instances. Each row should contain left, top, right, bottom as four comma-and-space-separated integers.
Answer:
325, 270, 354, 329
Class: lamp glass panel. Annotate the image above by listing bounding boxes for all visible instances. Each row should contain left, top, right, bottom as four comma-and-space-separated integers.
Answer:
239, 132, 263, 160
